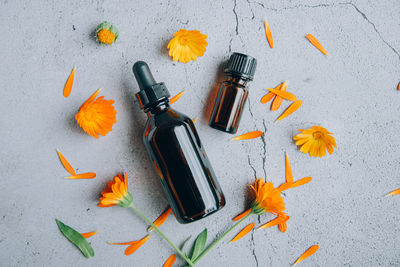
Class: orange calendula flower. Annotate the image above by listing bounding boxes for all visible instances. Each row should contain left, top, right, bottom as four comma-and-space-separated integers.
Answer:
147, 207, 172, 232
98, 173, 133, 208
167, 29, 208, 63
293, 126, 337, 157
250, 179, 285, 215
75, 89, 117, 138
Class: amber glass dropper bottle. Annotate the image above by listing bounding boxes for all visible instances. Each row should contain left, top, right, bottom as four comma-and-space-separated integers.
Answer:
133, 61, 225, 224
209, 53, 257, 134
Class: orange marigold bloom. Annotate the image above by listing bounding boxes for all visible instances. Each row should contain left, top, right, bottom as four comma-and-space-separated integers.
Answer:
75, 89, 117, 138
98, 173, 132, 208
167, 29, 208, 63
250, 179, 285, 215
293, 126, 337, 157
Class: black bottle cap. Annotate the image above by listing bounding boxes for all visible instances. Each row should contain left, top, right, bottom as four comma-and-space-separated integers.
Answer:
133, 61, 170, 109
224, 52, 257, 81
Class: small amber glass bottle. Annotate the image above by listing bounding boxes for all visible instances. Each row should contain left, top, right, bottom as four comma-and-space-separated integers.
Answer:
209, 53, 257, 134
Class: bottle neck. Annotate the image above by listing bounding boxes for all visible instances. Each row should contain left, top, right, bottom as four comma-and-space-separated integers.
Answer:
145, 100, 170, 116
226, 75, 249, 86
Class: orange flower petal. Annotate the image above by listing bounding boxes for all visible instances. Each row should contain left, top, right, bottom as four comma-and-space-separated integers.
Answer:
81, 231, 98, 238
267, 88, 297, 101
264, 19, 273, 48
257, 216, 283, 230
285, 153, 294, 183
261, 92, 275, 104
163, 254, 177, 267
65, 172, 96, 179
386, 187, 400, 196
397, 82, 400, 91
277, 182, 292, 191
230, 223, 255, 243
147, 207, 172, 232
276, 100, 303, 121
293, 245, 319, 266
306, 34, 328, 55
232, 131, 263, 140
169, 90, 186, 104
192, 117, 198, 123
124, 236, 150, 255
57, 149, 76, 176
232, 208, 252, 221
278, 222, 287, 232
271, 81, 288, 111
63, 67, 75, 97
291, 177, 312, 188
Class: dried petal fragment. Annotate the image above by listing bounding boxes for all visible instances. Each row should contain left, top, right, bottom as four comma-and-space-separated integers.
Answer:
163, 254, 177, 267
232, 208, 252, 221
169, 90, 186, 104
386, 187, 400, 196
81, 231, 98, 238
278, 222, 287, 232
268, 88, 297, 101
258, 216, 282, 230
293, 245, 319, 266
125, 236, 150, 255
285, 153, 294, 183
147, 207, 172, 232
276, 100, 303, 121
230, 223, 255, 243
63, 67, 75, 97
264, 19, 273, 48
271, 81, 288, 111
57, 149, 76, 175
232, 131, 263, 140
291, 177, 312, 188
65, 172, 96, 179
306, 34, 328, 55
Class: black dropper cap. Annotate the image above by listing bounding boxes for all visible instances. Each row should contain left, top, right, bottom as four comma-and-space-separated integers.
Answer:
133, 61, 170, 110
224, 52, 257, 81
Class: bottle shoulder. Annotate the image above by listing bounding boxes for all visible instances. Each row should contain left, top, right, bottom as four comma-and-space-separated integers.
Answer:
144, 108, 193, 138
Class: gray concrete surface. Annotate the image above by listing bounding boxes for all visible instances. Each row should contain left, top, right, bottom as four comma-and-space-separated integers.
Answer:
1, 0, 400, 266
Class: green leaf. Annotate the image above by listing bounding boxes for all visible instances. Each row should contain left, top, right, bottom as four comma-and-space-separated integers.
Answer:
56, 219, 94, 258
189, 228, 207, 261
181, 235, 192, 255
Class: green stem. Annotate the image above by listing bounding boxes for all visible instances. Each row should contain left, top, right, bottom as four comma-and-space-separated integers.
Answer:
129, 203, 195, 267
193, 211, 254, 264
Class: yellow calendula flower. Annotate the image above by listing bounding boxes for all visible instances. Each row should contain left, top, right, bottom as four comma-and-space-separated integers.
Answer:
75, 89, 117, 138
96, 21, 119, 45
293, 126, 337, 157
167, 29, 208, 63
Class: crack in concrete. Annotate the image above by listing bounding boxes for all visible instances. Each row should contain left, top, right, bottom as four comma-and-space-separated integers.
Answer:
260, 119, 268, 178
232, 0, 239, 35
250, 231, 259, 267
247, 155, 257, 181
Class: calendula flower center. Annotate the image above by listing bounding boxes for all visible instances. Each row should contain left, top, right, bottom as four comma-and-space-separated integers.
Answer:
312, 131, 323, 140
98, 29, 115, 44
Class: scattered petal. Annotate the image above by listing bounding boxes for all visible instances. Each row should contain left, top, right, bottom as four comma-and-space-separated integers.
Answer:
57, 149, 76, 176
81, 231, 98, 238
125, 236, 150, 255
169, 90, 186, 104
293, 245, 319, 266
258, 216, 284, 230
264, 19, 273, 48
232, 131, 263, 140
271, 81, 288, 111
268, 88, 297, 101
63, 67, 75, 98
291, 177, 312, 188
147, 207, 172, 232
278, 222, 287, 232
163, 254, 177, 267
261, 92, 275, 104
65, 172, 96, 179
192, 117, 198, 123
277, 182, 292, 191
230, 223, 255, 243
276, 100, 303, 121
386, 187, 400, 196
285, 153, 294, 183
306, 34, 328, 55
232, 208, 252, 221
398, 82, 400, 91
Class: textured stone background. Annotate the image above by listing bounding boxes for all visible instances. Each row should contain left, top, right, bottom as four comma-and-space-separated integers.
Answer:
1, 0, 399, 266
